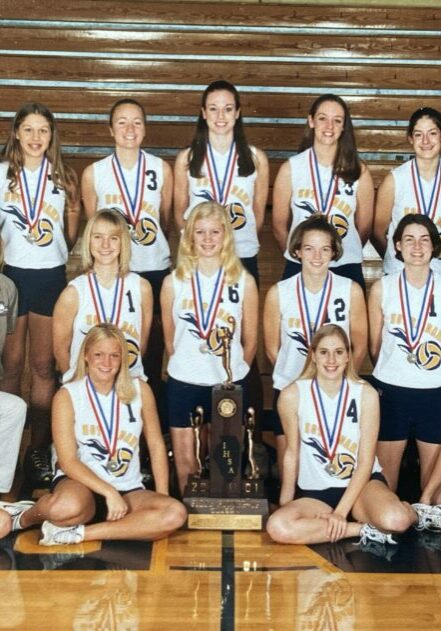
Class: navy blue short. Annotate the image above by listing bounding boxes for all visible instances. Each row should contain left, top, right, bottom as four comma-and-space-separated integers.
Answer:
3, 264, 66, 317
139, 268, 169, 314
51, 475, 145, 522
297, 472, 387, 509
281, 260, 365, 291
240, 255, 259, 288
167, 375, 248, 428
372, 377, 441, 444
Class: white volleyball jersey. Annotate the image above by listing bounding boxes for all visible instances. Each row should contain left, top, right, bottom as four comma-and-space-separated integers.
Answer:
63, 272, 145, 382
384, 160, 441, 274
93, 151, 170, 271
0, 161, 68, 268
285, 149, 362, 265
273, 272, 352, 390
185, 146, 259, 257
296, 379, 382, 491
373, 271, 441, 388
167, 269, 249, 385
54, 378, 143, 492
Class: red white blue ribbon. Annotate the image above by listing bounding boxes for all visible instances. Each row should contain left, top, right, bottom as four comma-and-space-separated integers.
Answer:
309, 148, 339, 217
111, 151, 146, 226
18, 157, 49, 230
191, 267, 225, 339
87, 273, 125, 326
398, 269, 434, 353
296, 272, 333, 346
311, 377, 349, 461
411, 159, 441, 221
86, 376, 120, 460
205, 142, 238, 205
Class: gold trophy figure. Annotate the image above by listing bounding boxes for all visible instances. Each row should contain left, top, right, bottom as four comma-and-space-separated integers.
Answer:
245, 408, 259, 480
190, 406, 204, 478
216, 315, 236, 389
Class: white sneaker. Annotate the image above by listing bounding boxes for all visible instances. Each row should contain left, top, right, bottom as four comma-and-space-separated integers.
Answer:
359, 523, 397, 546
0, 500, 35, 531
39, 521, 85, 546
412, 503, 441, 532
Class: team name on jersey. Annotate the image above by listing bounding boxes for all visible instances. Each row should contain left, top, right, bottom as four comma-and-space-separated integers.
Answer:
295, 187, 353, 218
85, 314, 140, 340
303, 421, 357, 455
103, 194, 159, 219
3, 191, 61, 222
390, 313, 441, 341
81, 425, 138, 447
180, 298, 237, 324
403, 206, 441, 228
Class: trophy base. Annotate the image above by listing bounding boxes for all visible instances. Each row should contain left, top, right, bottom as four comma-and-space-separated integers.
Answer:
184, 496, 269, 530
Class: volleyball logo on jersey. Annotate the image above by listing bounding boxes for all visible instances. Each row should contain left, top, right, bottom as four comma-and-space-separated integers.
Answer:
81, 439, 134, 477
112, 207, 159, 247
303, 436, 356, 480
126, 338, 140, 369
294, 200, 349, 239
393, 270, 441, 369
0, 205, 54, 246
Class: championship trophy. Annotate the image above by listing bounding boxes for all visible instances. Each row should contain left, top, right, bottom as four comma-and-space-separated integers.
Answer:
183, 316, 269, 530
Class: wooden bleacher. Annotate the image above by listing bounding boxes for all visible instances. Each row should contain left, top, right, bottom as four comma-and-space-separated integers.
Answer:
1, 0, 441, 382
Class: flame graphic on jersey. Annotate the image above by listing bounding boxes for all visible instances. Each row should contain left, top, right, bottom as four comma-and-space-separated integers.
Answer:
390, 327, 441, 370
1, 204, 54, 246
81, 439, 134, 477
302, 436, 355, 480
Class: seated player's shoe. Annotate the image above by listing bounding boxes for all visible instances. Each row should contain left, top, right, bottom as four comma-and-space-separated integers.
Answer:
0, 501, 35, 531
39, 521, 85, 546
24, 447, 53, 487
359, 523, 397, 546
412, 503, 441, 532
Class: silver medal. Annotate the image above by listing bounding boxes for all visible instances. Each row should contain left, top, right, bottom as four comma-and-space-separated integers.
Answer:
325, 461, 336, 475
107, 459, 119, 473
26, 231, 37, 243
407, 352, 417, 364
199, 342, 209, 354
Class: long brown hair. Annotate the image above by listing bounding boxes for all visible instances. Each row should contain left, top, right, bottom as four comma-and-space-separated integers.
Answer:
1, 102, 78, 206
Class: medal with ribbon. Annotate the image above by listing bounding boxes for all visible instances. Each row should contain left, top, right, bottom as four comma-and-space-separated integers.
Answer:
18, 157, 49, 243
111, 151, 146, 226
311, 376, 349, 473
191, 267, 225, 353
87, 273, 125, 326
398, 269, 434, 363
205, 142, 238, 205
296, 272, 333, 346
309, 148, 339, 217
86, 376, 120, 472
410, 159, 441, 221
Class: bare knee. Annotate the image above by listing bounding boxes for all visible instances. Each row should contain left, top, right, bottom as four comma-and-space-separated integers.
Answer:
45, 492, 93, 524
267, 512, 301, 544
160, 499, 187, 533
375, 504, 413, 534
30, 357, 55, 382
0, 510, 11, 538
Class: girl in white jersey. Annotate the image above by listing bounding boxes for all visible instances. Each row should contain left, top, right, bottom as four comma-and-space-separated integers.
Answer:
373, 107, 441, 274
267, 325, 419, 546
81, 98, 172, 401
272, 94, 374, 289
0, 103, 80, 485
161, 201, 258, 493
0, 324, 186, 545
369, 214, 441, 496
174, 80, 269, 284
53, 209, 152, 383
264, 214, 367, 475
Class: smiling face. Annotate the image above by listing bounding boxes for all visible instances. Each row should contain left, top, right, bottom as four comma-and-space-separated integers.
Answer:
89, 219, 122, 268
408, 115, 441, 162
308, 100, 345, 148
296, 229, 333, 276
85, 337, 122, 387
202, 89, 240, 138
16, 113, 52, 165
312, 333, 349, 381
192, 216, 225, 259
396, 222, 434, 267
110, 103, 146, 150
